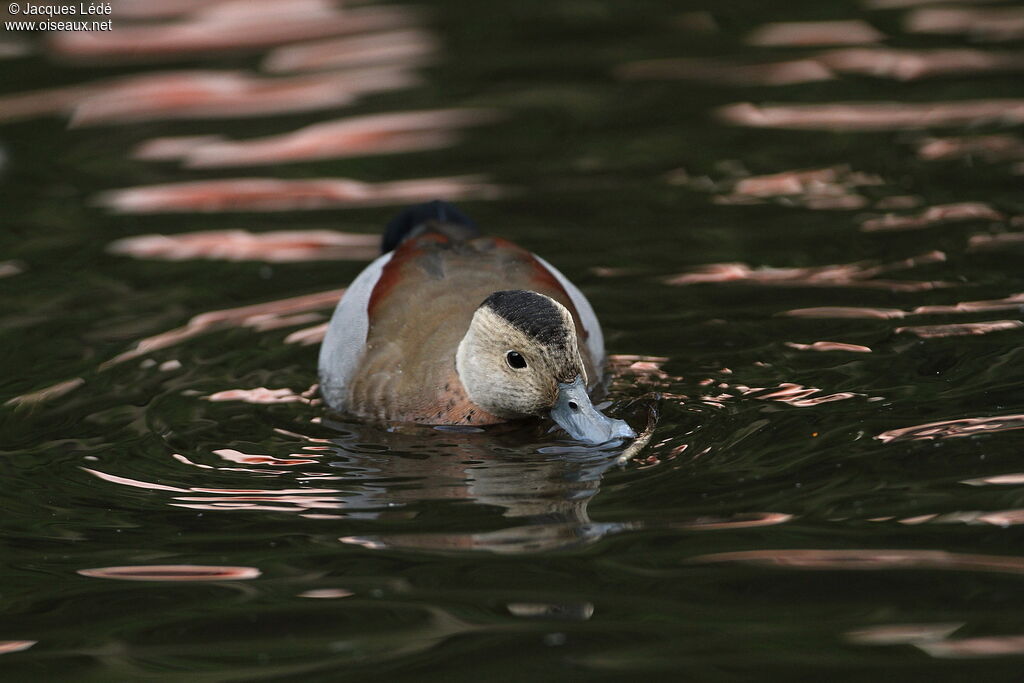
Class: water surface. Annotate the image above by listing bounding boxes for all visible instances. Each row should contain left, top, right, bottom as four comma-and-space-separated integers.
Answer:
3, 0, 1024, 679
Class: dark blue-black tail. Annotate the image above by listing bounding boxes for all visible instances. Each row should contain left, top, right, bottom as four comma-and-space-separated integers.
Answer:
381, 200, 479, 253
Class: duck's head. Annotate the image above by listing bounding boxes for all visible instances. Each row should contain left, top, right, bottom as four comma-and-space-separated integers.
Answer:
456, 290, 634, 445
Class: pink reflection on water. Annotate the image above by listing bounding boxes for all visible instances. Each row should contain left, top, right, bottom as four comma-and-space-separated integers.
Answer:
910, 293, 1024, 314
975, 510, 1024, 527
83, 466, 350, 512
172, 453, 214, 470
968, 232, 1024, 251
0, 69, 399, 124
782, 306, 907, 319
689, 548, 1024, 574
0, 67, 419, 125
608, 354, 673, 382
0, 260, 25, 278
906, 7, 1024, 42
171, 291, 343, 323
109, 0, 236, 20
818, 47, 1024, 81
171, 495, 344, 512
0, 641, 37, 655
666, 250, 948, 292
962, 473, 1024, 486
263, 28, 439, 73
245, 313, 326, 333
285, 322, 329, 346
85, 465, 340, 492
746, 20, 885, 47
615, 57, 834, 86
733, 166, 881, 197
626, 362, 668, 377
272, 426, 330, 443
9, 294, 337, 406
846, 623, 962, 645
588, 266, 638, 278
718, 100, 1024, 131
711, 165, 881, 209
82, 468, 190, 492
726, 189, 863, 211
192, 486, 339, 495
918, 634, 1024, 658
0, 80, 101, 124
918, 134, 1024, 162
299, 588, 354, 599
877, 414, 1024, 442
108, 229, 378, 262
103, 288, 344, 367
339, 536, 390, 550
5, 377, 85, 408
96, 175, 504, 214
785, 341, 873, 353
876, 195, 923, 210
782, 292, 1024, 319
71, 68, 419, 126
895, 320, 1023, 338
674, 512, 793, 530
898, 514, 940, 525
206, 388, 311, 405
507, 602, 595, 620
860, 202, 1004, 232
49, 3, 420, 62
750, 383, 861, 407
887, 509, 1024, 527
618, 48, 1024, 88
212, 448, 320, 466
848, 620, 1024, 659
133, 135, 223, 160
78, 565, 261, 581
140, 109, 496, 168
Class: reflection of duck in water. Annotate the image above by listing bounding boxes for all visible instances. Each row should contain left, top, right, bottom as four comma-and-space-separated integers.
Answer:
324, 419, 631, 554
319, 201, 634, 444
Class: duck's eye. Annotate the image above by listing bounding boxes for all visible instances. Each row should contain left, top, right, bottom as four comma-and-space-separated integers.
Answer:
505, 351, 527, 369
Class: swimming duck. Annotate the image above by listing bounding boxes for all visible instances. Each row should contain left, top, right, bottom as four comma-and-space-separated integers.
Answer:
318, 201, 634, 444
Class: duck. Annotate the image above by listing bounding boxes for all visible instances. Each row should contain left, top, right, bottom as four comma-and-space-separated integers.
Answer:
318, 201, 634, 444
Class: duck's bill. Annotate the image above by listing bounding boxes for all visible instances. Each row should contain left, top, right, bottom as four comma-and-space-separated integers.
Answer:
550, 376, 636, 445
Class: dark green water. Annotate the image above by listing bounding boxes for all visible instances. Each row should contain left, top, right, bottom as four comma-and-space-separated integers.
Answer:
3, 0, 1024, 680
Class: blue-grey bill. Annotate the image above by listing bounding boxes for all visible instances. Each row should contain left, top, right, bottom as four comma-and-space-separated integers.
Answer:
549, 376, 636, 445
